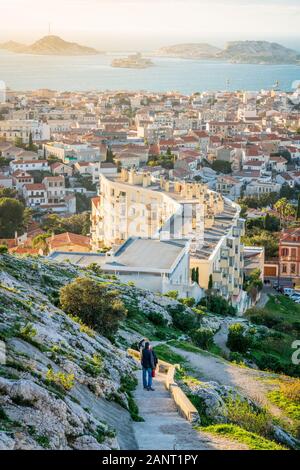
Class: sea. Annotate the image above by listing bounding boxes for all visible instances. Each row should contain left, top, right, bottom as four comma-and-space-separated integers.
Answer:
0, 50, 300, 94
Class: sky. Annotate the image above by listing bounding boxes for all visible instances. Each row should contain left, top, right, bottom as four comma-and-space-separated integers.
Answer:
1, 0, 300, 51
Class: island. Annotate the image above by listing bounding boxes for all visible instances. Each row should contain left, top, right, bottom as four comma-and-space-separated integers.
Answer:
111, 53, 154, 69
0, 35, 101, 56
156, 40, 300, 65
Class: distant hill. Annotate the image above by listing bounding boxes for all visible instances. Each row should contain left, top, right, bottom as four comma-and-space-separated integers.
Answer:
0, 35, 101, 56
156, 40, 300, 64
156, 43, 221, 59
218, 41, 300, 64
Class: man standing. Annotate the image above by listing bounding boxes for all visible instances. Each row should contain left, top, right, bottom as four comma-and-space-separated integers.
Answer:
141, 342, 155, 391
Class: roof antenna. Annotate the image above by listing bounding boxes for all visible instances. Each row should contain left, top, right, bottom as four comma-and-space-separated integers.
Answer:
48, 23, 51, 35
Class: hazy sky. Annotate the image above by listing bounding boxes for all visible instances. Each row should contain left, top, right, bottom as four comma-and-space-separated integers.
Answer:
1, 0, 300, 50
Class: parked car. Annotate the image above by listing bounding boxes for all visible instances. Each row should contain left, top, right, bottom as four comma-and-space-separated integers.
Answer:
283, 288, 294, 296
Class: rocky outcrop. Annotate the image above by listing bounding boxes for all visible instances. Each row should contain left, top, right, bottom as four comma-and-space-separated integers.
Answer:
0, 254, 137, 449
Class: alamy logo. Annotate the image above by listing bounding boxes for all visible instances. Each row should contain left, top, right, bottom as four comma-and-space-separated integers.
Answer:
291, 340, 300, 365
0, 340, 6, 365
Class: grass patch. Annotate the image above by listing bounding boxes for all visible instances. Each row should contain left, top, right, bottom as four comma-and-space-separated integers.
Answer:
119, 375, 144, 422
199, 424, 286, 450
154, 344, 186, 365
268, 390, 300, 421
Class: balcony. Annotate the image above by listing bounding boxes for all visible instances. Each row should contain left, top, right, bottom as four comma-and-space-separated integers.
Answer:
213, 271, 222, 282
220, 259, 229, 269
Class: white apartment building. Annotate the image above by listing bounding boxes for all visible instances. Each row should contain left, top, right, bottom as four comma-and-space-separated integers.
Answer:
0, 120, 50, 143
42, 176, 66, 204
23, 183, 48, 207
91, 168, 246, 310
43, 142, 102, 163
10, 160, 50, 173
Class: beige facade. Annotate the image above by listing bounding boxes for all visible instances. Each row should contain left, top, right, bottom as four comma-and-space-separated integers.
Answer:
91, 168, 245, 307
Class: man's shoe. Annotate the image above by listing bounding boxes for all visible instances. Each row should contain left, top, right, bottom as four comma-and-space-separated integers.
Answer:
149, 387, 155, 391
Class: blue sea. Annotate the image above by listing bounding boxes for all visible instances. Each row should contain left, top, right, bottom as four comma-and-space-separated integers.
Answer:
0, 51, 300, 93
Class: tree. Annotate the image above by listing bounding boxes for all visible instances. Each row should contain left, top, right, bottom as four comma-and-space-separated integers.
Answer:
201, 295, 236, 316
191, 328, 214, 350
14, 137, 25, 149
274, 198, 296, 224
208, 274, 213, 291
106, 148, 115, 163
0, 198, 25, 238
0, 188, 18, 199
297, 194, 300, 220
28, 132, 34, 150
41, 212, 91, 236
32, 233, 50, 255
60, 277, 126, 338
227, 323, 250, 353
211, 160, 232, 174
242, 231, 279, 258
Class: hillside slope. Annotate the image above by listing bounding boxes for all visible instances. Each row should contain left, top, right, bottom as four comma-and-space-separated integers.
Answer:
0, 254, 138, 450
0, 35, 100, 56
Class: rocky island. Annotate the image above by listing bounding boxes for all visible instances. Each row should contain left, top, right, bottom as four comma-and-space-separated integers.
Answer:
0, 35, 101, 56
156, 40, 300, 65
111, 53, 153, 69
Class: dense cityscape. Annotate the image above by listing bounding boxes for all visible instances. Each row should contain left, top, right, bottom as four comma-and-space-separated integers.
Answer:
0, 0, 300, 457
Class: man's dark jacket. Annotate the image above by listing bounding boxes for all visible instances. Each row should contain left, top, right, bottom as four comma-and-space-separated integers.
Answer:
141, 348, 155, 369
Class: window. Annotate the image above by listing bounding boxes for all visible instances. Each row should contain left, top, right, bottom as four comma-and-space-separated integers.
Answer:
281, 248, 289, 257
291, 264, 296, 274
291, 248, 297, 258
282, 264, 287, 274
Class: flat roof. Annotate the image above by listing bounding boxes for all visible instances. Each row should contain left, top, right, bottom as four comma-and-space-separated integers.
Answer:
105, 238, 188, 272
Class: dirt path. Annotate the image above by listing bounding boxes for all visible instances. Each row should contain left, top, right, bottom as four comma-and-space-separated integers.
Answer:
169, 345, 283, 418
133, 368, 249, 450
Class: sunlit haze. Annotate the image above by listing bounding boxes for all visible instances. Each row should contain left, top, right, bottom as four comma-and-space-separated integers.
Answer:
1, 0, 300, 51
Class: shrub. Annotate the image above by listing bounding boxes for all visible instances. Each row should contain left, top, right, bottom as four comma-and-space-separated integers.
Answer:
68, 314, 95, 337
170, 305, 199, 332
45, 368, 74, 391
255, 354, 282, 373
201, 295, 236, 316
147, 311, 167, 327
226, 398, 273, 438
179, 297, 195, 307
82, 354, 103, 377
60, 277, 126, 337
280, 380, 300, 404
227, 323, 250, 353
0, 245, 8, 254
191, 328, 214, 350
164, 290, 179, 300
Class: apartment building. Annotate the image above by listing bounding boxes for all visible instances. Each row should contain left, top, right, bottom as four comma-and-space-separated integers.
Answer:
0, 120, 50, 143
91, 168, 245, 310
279, 228, 300, 280
43, 176, 66, 204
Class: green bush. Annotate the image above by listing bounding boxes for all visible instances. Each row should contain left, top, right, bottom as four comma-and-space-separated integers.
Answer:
60, 277, 126, 337
0, 245, 8, 254
147, 311, 167, 327
227, 323, 251, 353
169, 304, 199, 332
191, 328, 214, 350
179, 297, 195, 307
201, 295, 236, 316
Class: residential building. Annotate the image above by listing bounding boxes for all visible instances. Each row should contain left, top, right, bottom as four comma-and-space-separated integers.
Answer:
279, 228, 300, 280
91, 168, 246, 310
